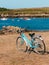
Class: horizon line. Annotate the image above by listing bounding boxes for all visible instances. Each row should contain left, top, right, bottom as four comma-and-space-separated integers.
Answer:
0, 6, 49, 9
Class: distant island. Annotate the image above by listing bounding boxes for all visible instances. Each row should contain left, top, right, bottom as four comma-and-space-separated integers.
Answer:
0, 7, 49, 18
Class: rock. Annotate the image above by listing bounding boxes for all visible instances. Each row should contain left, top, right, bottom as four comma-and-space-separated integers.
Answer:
2, 26, 20, 33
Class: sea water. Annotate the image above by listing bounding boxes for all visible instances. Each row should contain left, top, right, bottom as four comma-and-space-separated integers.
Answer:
0, 18, 49, 31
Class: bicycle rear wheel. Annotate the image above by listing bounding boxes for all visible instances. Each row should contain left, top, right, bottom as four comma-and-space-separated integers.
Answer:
16, 37, 26, 51
33, 38, 46, 54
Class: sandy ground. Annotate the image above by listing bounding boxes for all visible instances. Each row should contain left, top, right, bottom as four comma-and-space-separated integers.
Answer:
0, 31, 49, 65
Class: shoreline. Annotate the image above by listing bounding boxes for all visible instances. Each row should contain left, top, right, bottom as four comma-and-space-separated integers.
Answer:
0, 15, 49, 18
0, 26, 49, 34
0, 16, 49, 19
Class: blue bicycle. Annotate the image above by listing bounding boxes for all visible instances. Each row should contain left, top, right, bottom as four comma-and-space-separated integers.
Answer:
16, 29, 46, 54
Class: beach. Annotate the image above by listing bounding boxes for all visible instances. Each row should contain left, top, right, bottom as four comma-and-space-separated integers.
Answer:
0, 31, 49, 65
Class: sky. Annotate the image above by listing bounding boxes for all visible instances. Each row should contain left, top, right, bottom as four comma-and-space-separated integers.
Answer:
0, 0, 49, 9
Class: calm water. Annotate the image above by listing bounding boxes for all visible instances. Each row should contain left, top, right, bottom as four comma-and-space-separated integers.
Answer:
0, 18, 49, 31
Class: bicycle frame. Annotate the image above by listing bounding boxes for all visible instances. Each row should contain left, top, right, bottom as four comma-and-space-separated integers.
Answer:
17, 29, 46, 54
20, 32, 38, 48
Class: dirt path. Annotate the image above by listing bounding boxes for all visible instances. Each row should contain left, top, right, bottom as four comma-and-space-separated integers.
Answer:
0, 32, 49, 65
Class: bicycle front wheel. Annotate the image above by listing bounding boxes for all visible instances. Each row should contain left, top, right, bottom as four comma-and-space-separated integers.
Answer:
33, 38, 46, 54
16, 37, 26, 51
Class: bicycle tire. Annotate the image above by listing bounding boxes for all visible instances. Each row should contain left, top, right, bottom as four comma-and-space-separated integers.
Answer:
33, 38, 46, 54
16, 37, 26, 51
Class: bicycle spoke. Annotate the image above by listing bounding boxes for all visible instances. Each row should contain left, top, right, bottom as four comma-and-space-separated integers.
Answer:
32, 38, 46, 54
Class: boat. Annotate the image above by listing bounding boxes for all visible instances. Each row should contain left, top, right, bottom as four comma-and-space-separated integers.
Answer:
1, 18, 8, 20
23, 17, 31, 20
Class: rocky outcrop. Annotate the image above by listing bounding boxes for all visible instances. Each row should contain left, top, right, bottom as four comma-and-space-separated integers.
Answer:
2, 26, 20, 34
0, 26, 30, 35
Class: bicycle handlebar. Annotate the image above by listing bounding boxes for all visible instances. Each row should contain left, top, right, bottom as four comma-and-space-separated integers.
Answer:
17, 29, 22, 33
17, 28, 24, 34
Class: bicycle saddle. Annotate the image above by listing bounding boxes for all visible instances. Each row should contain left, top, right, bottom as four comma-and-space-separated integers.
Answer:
29, 33, 35, 37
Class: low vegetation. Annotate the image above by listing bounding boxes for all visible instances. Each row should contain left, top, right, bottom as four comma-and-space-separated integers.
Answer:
0, 7, 49, 17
